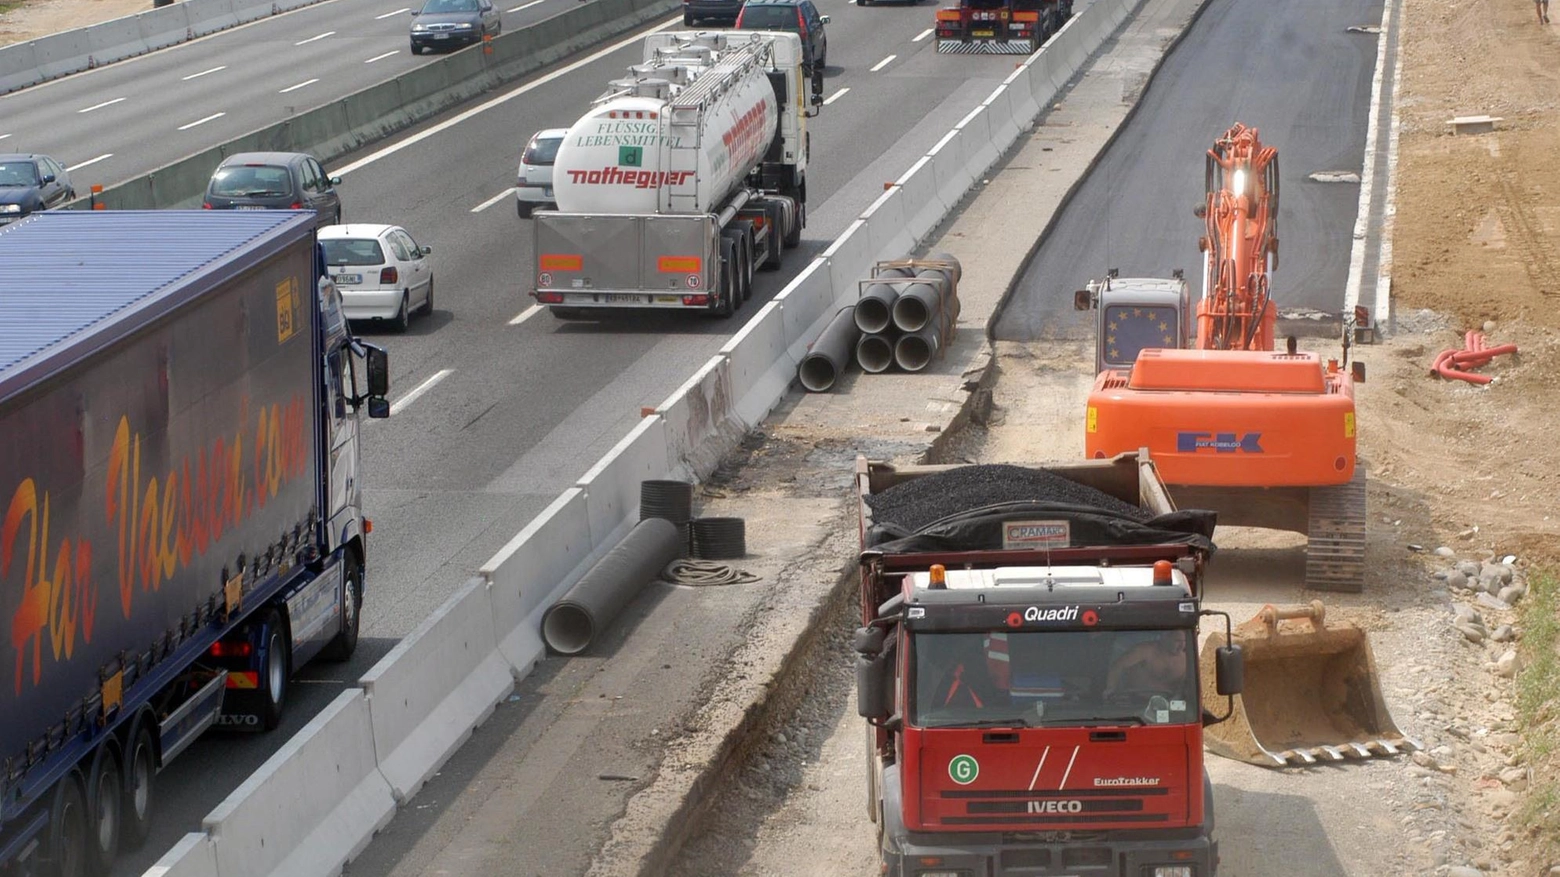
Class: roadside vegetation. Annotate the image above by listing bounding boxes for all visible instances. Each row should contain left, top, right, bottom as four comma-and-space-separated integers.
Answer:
1517, 570, 1559, 859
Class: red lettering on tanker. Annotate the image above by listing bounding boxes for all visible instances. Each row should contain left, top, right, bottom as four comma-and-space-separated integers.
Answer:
5, 396, 309, 693
564, 167, 696, 188
720, 101, 769, 167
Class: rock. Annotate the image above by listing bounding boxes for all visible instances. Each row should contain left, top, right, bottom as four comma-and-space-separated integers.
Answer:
1499, 766, 1529, 789
1494, 650, 1520, 678
1453, 603, 1482, 622
1435, 546, 1458, 558
1491, 624, 1515, 643
1447, 866, 1484, 877
1412, 750, 1439, 769
1454, 620, 1487, 644
1446, 570, 1469, 590
1457, 560, 1483, 577
1493, 564, 1515, 584
773, 732, 787, 745
1475, 593, 1511, 612
1498, 585, 1525, 606
1458, 527, 1479, 540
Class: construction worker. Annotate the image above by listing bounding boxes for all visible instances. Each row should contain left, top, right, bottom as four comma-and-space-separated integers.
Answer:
1104, 630, 1189, 697
1539, 0, 1551, 24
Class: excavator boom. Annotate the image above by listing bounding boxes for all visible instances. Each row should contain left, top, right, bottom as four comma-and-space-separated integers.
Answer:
1197, 123, 1279, 351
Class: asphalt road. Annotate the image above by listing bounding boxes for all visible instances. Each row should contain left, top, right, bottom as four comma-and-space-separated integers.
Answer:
993, 0, 1379, 340
0, 0, 579, 186
103, 4, 1043, 874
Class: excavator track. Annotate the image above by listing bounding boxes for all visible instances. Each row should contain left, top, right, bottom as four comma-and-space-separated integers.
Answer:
1304, 462, 1367, 592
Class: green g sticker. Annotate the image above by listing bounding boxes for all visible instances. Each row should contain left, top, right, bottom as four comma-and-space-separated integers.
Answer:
619, 145, 643, 167
948, 754, 979, 785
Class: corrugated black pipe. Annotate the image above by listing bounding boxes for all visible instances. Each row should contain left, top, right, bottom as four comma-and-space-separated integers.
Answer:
541, 517, 684, 656
799, 306, 860, 392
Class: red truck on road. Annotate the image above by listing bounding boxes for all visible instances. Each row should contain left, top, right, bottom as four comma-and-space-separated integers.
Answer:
852, 452, 1244, 876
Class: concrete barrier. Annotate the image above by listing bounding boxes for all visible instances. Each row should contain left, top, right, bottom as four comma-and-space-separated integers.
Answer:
955, 104, 1000, 182
0, 43, 41, 95
185, 0, 241, 38
202, 690, 394, 877
861, 185, 913, 265
820, 220, 872, 314
140, 833, 218, 877
577, 415, 671, 549
1027, 44, 1067, 99
138, 5, 192, 52
895, 156, 946, 245
982, 85, 1021, 155
721, 300, 793, 427
29, 30, 94, 81
85, 15, 148, 67
232, 0, 274, 25
1004, 63, 1040, 125
357, 578, 514, 803
656, 356, 737, 481
480, 488, 595, 676
927, 127, 975, 212
777, 257, 843, 364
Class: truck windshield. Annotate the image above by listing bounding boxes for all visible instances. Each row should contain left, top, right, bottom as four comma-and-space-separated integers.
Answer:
911, 629, 1198, 729
1102, 304, 1177, 366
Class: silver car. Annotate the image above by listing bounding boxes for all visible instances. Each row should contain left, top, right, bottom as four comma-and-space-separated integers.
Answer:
516, 128, 566, 218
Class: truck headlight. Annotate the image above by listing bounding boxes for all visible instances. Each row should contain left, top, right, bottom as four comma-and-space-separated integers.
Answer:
0, 204, 21, 214
1151, 867, 1193, 877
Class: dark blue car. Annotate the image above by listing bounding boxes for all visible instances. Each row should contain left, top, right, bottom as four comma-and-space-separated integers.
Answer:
0, 154, 74, 225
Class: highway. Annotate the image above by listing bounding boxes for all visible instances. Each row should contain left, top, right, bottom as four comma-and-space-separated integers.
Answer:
98, 2, 1047, 873
994, 0, 1378, 339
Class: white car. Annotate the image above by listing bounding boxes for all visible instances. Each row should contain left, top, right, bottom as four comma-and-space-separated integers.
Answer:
318, 224, 434, 332
516, 128, 566, 218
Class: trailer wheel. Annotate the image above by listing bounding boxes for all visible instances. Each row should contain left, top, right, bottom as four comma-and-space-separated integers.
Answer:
258, 610, 291, 732
762, 202, 784, 270
46, 770, 89, 877
713, 238, 737, 318
120, 718, 157, 851
85, 744, 122, 875
321, 553, 362, 661
737, 233, 754, 303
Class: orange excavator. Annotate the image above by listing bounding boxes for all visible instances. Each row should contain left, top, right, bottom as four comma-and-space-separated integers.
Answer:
1076, 124, 1367, 591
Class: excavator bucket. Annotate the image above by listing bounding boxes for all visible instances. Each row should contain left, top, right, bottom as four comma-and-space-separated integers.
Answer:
1198, 601, 1420, 766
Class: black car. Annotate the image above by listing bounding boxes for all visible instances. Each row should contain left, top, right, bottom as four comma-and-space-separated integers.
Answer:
410, 0, 501, 54
0, 154, 74, 225
735, 0, 829, 69
202, 152, 343, 228
683, 0, 743, 26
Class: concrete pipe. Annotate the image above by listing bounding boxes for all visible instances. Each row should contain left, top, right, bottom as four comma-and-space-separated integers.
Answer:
854, 267, 910, 334
856, 331, 897, 374
890, 277, 944, 333
541, 517, 684, 656
799, 306, 860, 392
894, 325, 940, 372
926, 252, 963, 286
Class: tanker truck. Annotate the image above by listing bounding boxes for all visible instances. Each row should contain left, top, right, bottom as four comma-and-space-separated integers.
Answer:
0, 210, 389, 877
531, 30, 822, 319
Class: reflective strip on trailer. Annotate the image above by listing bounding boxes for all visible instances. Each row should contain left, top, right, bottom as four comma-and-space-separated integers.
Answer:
539, 254, 583, 271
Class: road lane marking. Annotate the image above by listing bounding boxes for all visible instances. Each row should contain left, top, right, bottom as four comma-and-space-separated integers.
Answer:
376, 7, 410, 17
78, 97, 126, 113
869, 54, 896, 72
182, 65, 227, 80
177, 112, 226, 130
0, 134, 10, 141
365, 50, 400, 62
280, 78, 319, 93
912, 27, 932, 41
471, 188, 517, 212
333, 15, 680, 176
389, 368, 453, 415
66, 154, 112, 171
509, 0, 544, 10
509, 306, 543, 325
295, 31, 336, 45
822, 87, 849, 105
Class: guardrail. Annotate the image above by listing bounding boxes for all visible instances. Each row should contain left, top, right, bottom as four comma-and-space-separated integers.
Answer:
139, 0, 1144, 872
0, 0, 329, 96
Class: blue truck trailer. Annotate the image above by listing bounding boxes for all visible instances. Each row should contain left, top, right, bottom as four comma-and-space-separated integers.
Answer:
0, 210, 389, 877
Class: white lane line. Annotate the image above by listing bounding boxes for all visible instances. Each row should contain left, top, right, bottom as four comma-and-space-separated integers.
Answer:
66, 154, 112, 171
78, 97, 126, 114
912, 27, 933, 41
280, 78, 319, 93
389, 368, 453, 415
509, 305, 543, 325
295, 30, 336, 45
375, 6, 410, 17
869, 54, 896, 72
333, 15, 680, 177
365, 50, 400, 63
509, 0, 544, 10
471, 188, 516, 212
177, 112, 226, 131
822, 87, 850, 105
0, 134, 10, 141
182, 65, 227, 80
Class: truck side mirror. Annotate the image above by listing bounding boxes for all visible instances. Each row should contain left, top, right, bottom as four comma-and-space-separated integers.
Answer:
366, 346, 390, 397
368, 397, 390, 419
856, 651, 893, 720
853, 625, 885, 655
1193, 203, 1207, 219
1073, 289, 1092, 311
1214, 643, 1244, 696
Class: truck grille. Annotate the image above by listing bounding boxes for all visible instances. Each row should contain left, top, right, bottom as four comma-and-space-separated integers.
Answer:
939, 788, 1171, 825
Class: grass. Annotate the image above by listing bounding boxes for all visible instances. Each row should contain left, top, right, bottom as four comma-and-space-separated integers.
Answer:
1516, 571, 1560, 854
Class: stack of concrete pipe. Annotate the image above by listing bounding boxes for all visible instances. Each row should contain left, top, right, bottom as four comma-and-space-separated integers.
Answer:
891, 255, 962, 373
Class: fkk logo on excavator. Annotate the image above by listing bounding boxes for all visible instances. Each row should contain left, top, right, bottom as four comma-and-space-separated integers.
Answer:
1175, 432, 1263, 453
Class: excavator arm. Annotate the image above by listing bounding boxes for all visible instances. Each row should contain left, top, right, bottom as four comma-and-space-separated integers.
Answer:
1196, 123, 1279, 351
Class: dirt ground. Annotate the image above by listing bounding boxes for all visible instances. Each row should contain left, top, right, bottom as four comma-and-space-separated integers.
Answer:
0, 0, 148, 46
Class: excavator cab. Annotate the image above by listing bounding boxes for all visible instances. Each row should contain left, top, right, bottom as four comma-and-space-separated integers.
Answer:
1074, 270, 1194, 375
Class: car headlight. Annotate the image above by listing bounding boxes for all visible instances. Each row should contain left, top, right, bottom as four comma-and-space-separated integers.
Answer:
1151, 867, 1194, 877
411, 23, 428, 31
0, 204, 21, 214
454, 21, 473, 28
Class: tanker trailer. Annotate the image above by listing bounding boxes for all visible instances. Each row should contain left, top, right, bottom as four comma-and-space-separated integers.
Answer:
531, 30, 822, 319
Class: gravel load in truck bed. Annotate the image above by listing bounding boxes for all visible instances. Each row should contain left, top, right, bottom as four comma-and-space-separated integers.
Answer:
865, 464, 1153, 532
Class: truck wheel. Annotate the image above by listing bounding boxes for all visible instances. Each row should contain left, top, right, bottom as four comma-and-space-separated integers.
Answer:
762, 202, 784, 270
517, 200, 532, 218
258, 610, 291, 732
47, 771, 89, 877
783, 202, 803, 248
120, 719, 157, 851
683, 11, 694, 24
322, 553, 362, 661
85, 744, 123, 875
713, 239, 737, 318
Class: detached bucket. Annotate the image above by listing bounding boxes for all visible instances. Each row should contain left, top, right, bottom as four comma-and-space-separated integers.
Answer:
1199, 601, 1419, 766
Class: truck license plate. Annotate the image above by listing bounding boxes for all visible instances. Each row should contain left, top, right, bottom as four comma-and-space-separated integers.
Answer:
973, 29, 994, 36
602, 293, 647, 303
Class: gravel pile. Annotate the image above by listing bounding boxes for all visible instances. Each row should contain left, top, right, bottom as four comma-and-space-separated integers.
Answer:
865, 463, 1152, 531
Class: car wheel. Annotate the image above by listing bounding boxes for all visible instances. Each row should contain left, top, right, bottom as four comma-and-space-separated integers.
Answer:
517, 201, 533, 218
411, 40, 421, 54
420, 275, 435, 316
683, 11, 694, 24
392, 291, 411, 333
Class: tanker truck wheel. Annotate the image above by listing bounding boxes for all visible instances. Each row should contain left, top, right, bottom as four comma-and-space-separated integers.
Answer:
713, 238, 738, 318
761, 202, 784, 270
783, 199, 803, 248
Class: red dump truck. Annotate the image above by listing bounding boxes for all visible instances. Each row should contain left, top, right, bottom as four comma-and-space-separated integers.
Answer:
0, 210, 389, 877
852, 451, 1245, 876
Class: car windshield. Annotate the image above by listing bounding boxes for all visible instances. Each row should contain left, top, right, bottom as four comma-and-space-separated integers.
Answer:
321, 239, 387, 266
420, 0, 478, 13
1102, 305, 1178, 366
911, 629, 1198, 729
523, 136, 563, 166
739, 5, 799, 28
0, 161, 40, 187
210, 165, 293, 198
